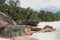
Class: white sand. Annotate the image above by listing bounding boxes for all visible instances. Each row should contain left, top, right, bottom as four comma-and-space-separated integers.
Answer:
0, 38, 10, 40
32, 21, 60, 40
37, 21, 60, 29
32, 32, 58, 40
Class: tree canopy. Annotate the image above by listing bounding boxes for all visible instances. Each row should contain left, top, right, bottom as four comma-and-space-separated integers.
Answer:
0, 0, 60, 23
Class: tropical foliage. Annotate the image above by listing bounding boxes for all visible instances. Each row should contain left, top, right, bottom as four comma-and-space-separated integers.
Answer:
0, 0, 60, 23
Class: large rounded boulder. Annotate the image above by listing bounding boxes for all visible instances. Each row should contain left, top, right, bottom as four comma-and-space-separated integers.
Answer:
0, 12, 16, 28
1, 25, 26, 38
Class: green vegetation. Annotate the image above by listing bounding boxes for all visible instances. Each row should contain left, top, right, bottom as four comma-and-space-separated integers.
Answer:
0, 0, 60, 23
55, 12, 60, 16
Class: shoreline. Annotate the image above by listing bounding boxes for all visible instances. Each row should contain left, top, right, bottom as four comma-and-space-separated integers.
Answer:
0, 36, 38, 40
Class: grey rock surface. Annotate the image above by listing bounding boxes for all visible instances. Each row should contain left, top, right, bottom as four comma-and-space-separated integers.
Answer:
0, 12, 16, 28
1, 25, 26, 38
19, 19, 39, 26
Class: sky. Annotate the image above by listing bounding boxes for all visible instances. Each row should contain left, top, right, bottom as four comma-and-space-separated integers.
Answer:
19, 0, 60, 12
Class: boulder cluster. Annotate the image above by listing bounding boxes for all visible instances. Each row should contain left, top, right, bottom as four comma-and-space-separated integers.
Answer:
0, 12, 26, 38
25, 25, 56, 33
39, 25, 56, 33
0, 12, 56, 38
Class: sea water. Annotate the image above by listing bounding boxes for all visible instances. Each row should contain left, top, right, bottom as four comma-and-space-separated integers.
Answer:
32, 21, 60, 40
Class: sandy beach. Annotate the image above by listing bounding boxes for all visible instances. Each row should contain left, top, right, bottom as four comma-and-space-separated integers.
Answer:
0, 36, 38, 40
31, 21, 60, 40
